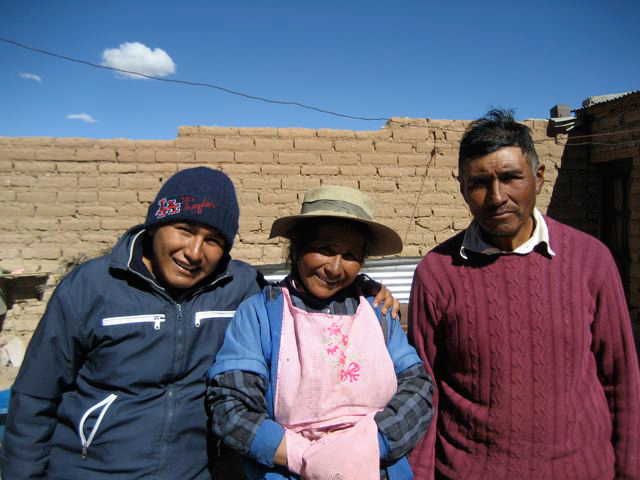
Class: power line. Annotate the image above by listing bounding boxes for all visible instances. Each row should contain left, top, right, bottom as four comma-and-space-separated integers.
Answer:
560, 139, 640, 148
2, 37, 640, 144
403, 146, 437, 245
560, 127, 640, 140
1, 37, 465, 129
0, 37, 390, 123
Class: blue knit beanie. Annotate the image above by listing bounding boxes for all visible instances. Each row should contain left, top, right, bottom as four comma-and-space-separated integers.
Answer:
145, 167, 239, 251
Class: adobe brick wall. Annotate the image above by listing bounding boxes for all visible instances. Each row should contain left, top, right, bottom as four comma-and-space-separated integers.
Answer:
0, 117, 569, 385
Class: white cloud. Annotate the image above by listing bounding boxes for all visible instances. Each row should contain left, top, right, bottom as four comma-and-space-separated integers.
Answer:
19, 72, 42, 82
66, 113, 98, 123
101, 42, 176, 79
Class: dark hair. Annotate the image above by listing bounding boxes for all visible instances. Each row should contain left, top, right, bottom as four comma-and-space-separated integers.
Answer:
458, 108, 539, 180
287, 218, 369, 275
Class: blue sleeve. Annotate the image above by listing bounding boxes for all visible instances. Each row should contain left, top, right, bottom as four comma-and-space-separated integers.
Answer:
376, 307, 434, 463
207, 371, 285, 467
248, 419, 285, 467
208, 293, 270, 379
378, 431, 390, 458
207, 292, 285, 467
365, 296, 421, 374
387, 315, 422, 375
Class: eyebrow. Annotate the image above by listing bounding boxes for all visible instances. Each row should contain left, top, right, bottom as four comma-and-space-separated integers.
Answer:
309, 240, 364, 253
498, 168, 524, 175
205, 230, 225, 241
469, 168, 523, 180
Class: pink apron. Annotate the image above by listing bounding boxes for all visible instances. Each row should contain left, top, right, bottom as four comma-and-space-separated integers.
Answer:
275, 287, 397, 479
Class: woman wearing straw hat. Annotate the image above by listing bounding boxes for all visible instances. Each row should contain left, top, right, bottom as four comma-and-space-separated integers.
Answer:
206, 186, 434, 479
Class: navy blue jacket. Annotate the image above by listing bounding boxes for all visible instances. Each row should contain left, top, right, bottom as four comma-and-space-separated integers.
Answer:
2, 226, 262, 479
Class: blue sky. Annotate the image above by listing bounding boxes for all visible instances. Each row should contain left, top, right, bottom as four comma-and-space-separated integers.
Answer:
1, 1, 639, 139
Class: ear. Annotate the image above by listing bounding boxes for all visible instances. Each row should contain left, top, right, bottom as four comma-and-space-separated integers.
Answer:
457, 161, 470, 201
535, 164, 545, 195
458, 174, 469, 204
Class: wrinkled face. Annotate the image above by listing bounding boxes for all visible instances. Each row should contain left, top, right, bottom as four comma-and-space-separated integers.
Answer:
146, 222, 226, 290
460, 146, 544, 251
296, 222, 365, 300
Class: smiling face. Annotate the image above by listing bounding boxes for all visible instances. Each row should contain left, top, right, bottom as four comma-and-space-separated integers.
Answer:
144, 221, 226, 291
460, 146, 544, 251
295, 222, 366, 300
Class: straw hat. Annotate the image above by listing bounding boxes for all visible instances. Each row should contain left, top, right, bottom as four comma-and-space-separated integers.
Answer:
269, 185, 402, 256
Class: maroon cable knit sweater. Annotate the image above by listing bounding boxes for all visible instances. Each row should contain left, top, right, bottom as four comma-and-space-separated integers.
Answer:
408, 217, 640, 479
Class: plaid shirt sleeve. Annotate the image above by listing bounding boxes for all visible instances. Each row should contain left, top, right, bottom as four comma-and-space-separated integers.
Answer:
374, 362, 434, 462
206, 370, 269, 455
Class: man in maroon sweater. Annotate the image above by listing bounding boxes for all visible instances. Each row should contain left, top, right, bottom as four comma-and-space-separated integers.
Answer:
408, 109, 640, 479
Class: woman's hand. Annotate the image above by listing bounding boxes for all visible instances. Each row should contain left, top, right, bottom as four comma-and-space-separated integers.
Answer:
274, 436, 287, 467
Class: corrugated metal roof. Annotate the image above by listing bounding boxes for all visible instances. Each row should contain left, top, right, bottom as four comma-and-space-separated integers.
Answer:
573, 91, 640, 112
257, 256, 422, 303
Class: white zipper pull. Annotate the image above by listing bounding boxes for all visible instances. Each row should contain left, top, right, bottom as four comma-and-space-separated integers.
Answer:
78, 393, 118, 460
194, 311, 235, 328
154, 315, 162, 330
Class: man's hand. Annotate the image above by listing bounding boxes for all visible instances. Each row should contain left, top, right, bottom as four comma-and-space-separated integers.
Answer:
357, 274, 400, 319
374, 283, 400, 319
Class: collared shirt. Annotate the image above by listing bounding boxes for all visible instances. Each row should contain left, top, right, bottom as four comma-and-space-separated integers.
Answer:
460, 207, 555, 260
286, 276, 360, 315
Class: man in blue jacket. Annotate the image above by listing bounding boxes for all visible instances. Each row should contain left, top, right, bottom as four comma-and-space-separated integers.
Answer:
2, 167, 263, 479
2, 167, 397, 479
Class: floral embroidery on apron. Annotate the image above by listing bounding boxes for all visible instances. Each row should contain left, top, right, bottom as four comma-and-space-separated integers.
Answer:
321, 320, 363, 384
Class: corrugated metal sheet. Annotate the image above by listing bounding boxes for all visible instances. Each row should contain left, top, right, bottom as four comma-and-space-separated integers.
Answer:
573, 91, 640, 112
257, 256, 422, 303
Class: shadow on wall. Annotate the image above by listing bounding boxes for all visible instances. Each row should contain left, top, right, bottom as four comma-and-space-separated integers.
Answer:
0, 273, 49, 331
546, 126, 600, 236
546, 124, 640, 356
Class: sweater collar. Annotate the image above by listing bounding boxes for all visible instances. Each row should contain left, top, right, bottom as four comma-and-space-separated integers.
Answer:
460, 208, 556, 260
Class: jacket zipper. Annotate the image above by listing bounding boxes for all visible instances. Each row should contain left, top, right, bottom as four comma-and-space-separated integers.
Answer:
194, 310, 235, 328
102, 314, 165, 330
78, 393, 118, 460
